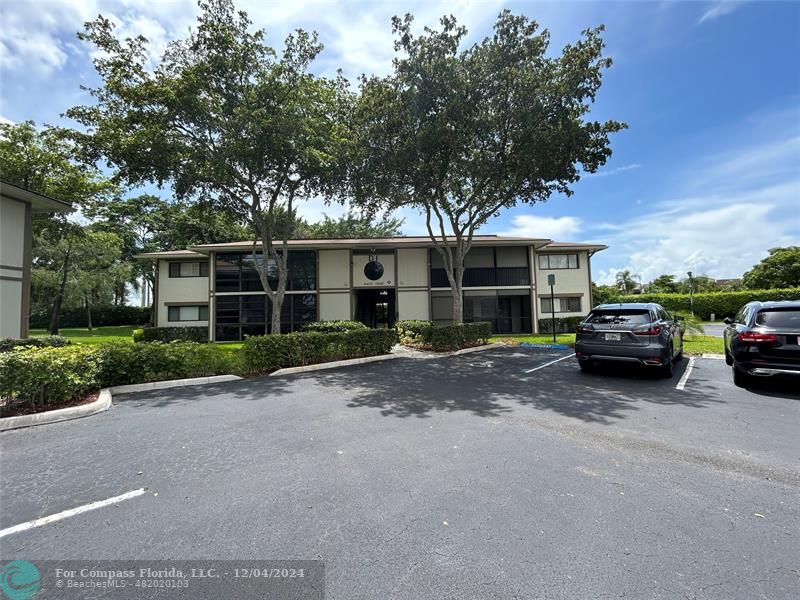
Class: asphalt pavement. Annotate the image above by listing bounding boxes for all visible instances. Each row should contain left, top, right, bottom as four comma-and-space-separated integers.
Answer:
1, 347, 798, 599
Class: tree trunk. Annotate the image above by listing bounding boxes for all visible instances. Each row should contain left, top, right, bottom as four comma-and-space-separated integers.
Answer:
86, 299, 93, 331
450, 266, 465, 324
48, 248, 70, 335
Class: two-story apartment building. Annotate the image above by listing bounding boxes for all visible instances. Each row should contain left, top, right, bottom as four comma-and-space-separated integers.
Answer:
138, 235, 606, 341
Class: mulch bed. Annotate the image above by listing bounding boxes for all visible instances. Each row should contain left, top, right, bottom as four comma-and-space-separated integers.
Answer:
0, 391, 100, 418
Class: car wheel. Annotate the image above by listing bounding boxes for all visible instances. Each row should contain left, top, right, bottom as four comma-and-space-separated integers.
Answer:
732, 364, 750, 388
724, 350, 733, 366
661, 349, 674, 378
674, 345, 683, 361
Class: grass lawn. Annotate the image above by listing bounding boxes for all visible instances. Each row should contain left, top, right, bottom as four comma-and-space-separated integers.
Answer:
490, 332, 724, 355
490, 333, 576, 346
683, 335, 724, 355
29, 326, 137, 344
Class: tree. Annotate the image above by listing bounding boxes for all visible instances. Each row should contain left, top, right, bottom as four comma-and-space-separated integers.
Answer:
678, 274, 717, 294
350, 12, 624, 323
647, 274, 679, 294
0, 120, 115, 331
300, 210, 404, 239
69, 0, 352, 334
615, 270, 639, 295
592, 282, 618, 305
742, 247, 800, 289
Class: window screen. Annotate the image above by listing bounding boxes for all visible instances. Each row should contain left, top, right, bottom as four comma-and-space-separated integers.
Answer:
538, 254, 579, 269
167, 305, 209, 321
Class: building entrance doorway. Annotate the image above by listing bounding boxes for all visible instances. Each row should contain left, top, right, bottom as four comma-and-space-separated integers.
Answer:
354, 289, 396, 329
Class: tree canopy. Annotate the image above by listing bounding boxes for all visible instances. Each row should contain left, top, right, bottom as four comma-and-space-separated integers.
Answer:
742, 247, 800, 289
350, 11, 625, 322
68, 0, 353, 333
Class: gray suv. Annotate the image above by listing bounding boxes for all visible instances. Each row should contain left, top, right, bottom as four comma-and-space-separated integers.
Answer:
575, 303, 684, 377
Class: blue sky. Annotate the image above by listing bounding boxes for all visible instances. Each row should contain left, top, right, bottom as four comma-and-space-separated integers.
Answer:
1, 0, 798, 284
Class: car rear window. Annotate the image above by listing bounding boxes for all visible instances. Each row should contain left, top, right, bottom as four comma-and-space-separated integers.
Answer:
586, 309, 651, 324
755, 309, 800, 329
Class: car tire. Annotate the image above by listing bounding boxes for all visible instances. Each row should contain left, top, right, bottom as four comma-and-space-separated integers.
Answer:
661, 347, 674, 378
724, 350, 733, 366
674, 345, 683, 361
578, 361, 593, 373
732, 364, 750, 388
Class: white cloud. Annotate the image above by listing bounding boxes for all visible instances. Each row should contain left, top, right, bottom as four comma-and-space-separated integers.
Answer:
698, 2, 745, 24
583, 163, 641, 178
496, 214, 583, 240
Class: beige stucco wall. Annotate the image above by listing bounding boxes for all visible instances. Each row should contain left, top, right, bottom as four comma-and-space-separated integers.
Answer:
397, 248, 428, 288
0, 196, 26, 338
156, 259, 210, 327
352, 253, 395, 288
319, 292, 351, 321
318, 250, 350, 290
398, 290, 430, 321
534, 250, 592, 317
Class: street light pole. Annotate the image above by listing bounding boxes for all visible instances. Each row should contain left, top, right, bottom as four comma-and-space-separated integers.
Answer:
687, 271, 695, 316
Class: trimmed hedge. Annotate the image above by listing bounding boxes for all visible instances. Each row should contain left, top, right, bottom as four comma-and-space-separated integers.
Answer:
595, 288, 800, 320
134, 326, 209, 343
538, 317, 584, 334
242, 328, 397, 376
301, 320, 368, 333
0, 342, 238, 415
0, 345, 101, 413
29, 305, 152, 329
396, 320, 492, 352
0, 336, 72, 353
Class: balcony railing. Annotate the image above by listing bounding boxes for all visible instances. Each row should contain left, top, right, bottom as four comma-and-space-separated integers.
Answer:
430, 267, 530, 288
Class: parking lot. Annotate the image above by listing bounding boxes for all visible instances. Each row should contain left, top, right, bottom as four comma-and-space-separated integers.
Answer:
1, 346, 798, 599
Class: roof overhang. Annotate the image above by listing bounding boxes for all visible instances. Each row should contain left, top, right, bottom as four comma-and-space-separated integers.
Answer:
188, 236, 554, 254
135, 250, 207, 260
0, 181, 74, 213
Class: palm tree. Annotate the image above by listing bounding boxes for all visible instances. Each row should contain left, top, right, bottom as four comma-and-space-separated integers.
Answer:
615, 270, 639, 295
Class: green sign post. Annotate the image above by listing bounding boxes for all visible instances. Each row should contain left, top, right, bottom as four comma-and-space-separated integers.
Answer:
547, 274, 556, 343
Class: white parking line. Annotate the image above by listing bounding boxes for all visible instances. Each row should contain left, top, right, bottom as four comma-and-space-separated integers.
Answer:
676, 357, 696, 390
0, 488, 147, 538
525, 354, 573, 373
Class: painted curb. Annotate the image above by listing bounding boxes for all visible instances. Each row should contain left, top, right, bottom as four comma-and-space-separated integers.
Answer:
519, 342, 571, 350
270, 354, 399, 377
1, 375, 244, 431
701, 353, 726, 360
0, 388, 112, 432
109, 375, 242, 395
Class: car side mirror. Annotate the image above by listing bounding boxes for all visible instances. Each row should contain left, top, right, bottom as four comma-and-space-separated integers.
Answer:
723, 317, 734, 325
675, 315, 685, 322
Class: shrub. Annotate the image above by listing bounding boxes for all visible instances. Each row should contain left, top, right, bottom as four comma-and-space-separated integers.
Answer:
0, 336, 72, 353
0, 345, 101, 414
396, 320, 492, 351
242, 328, 397, 376
29, 305, 151, 329
594, 288, 800, 320
538, 316, 584, 334
95, 341, 237, 387
301, 320, 368, 333
134, 326, 208, 343
396, 320, 434, 346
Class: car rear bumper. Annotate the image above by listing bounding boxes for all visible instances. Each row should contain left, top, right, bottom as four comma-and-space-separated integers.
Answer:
575, 341, 671, 367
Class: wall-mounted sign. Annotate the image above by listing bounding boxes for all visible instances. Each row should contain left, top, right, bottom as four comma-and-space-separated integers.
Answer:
364, 254, 384, 281
547, 274, 556, 287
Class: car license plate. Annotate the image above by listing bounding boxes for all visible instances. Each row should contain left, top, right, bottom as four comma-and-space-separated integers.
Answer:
786, 335, 799, 345
605, 333, 621, 341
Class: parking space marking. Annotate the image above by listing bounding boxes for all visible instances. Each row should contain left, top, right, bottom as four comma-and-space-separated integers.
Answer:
676, 357, 696, 390
0, 488, 147, 538
524, 354, 573, 373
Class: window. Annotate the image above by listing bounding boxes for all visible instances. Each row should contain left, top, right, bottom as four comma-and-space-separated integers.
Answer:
541, 296, 582, 314
585, 308, 651, 324
214, 294, 317, 340
755, 309, 800, 328
167, 305, 209, 322
215, 251, 316, 292
538, 253, 579, 270
168, 261, 209, 277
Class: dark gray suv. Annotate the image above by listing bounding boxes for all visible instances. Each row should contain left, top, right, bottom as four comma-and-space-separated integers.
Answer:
575, 303, 685, 377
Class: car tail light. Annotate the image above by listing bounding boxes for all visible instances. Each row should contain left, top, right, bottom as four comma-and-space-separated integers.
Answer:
576, 325, 593, 334
738, 332, 778, 344
634, 326, 662, 336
